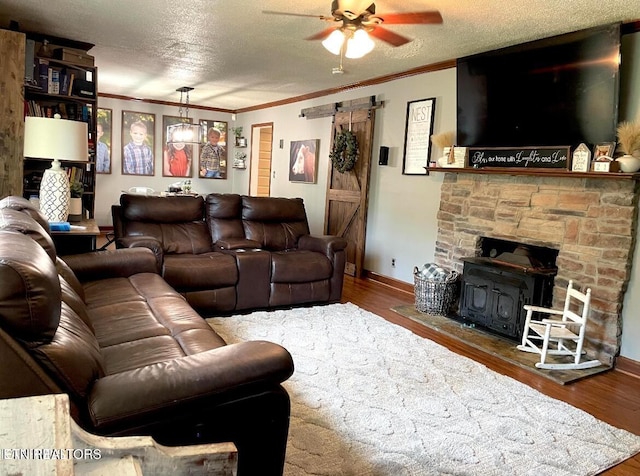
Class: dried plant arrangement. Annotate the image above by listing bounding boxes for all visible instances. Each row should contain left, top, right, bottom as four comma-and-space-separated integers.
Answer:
616, 121, 640, 157
431, 131, 456, 165
430, 131, 455, 150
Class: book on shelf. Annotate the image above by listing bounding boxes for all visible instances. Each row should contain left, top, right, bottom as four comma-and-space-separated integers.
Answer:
37, 58, 49, 91
49, 68, 60, 94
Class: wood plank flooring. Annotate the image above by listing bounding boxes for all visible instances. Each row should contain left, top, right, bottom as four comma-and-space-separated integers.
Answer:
340, 275, 640, 475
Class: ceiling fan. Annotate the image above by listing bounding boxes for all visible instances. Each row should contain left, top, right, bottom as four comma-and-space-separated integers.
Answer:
263, 1, 443, 58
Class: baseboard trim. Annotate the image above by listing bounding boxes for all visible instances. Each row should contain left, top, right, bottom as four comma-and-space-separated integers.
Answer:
614, 356, 640, 379
362, 270, 414, 295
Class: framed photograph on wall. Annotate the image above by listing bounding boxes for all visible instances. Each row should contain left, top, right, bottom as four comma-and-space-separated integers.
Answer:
121, 111, 155, 176
289, 139, 319, 183
162, 115, 193, 178
402, 97, 436, 175
199, 119, 228, 179
96, 108, 112, 174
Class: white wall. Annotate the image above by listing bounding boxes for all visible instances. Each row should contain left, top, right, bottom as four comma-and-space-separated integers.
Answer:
96, 32, 640, 363
238, 69, 454, 270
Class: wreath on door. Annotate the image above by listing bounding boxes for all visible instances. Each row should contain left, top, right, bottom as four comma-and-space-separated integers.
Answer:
330, 130, 359, 173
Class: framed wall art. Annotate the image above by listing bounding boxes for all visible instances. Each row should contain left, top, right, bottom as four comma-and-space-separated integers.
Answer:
199, 119, 228, 179
96, 108, 112, 174
593, 142, 616, 159
289, 139, 319, 183
402, 97, 436, 175
162, 115, 193, 177
121, 111, 155, 176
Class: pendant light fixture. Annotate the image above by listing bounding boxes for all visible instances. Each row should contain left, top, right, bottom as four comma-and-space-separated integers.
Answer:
166, 87, 201, 144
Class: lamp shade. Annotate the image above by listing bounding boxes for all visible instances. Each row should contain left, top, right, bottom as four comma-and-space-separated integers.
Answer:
24, 116, 88, 222
167, 122, 202, 144
24, 116, 88, 162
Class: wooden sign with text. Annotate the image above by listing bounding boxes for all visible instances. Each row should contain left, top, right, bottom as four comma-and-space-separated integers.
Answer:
467, 147, 570, 169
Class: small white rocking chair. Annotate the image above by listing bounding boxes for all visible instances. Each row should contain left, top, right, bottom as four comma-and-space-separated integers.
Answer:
517, 280, 601, 370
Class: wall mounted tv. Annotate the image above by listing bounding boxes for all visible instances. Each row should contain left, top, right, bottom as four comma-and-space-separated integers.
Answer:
456, 23, 621, 150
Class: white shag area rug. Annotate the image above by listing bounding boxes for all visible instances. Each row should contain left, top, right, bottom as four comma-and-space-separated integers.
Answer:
208, 303, 640, 476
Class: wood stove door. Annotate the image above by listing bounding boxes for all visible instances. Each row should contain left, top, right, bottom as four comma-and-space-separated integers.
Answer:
488, 282, 522, 337
460, 280, 490, 326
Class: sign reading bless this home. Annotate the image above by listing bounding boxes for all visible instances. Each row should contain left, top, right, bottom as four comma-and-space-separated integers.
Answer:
467, 147, 570, 169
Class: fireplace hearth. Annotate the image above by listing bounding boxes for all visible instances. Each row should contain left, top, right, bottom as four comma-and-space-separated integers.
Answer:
458, 238, 557, 340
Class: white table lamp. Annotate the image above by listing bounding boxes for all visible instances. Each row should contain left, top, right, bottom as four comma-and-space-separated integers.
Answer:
24, 115, 88, 222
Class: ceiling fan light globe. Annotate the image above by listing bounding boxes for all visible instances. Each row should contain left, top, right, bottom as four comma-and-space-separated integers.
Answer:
345, 28, 374, 58
322, 29, 345, 55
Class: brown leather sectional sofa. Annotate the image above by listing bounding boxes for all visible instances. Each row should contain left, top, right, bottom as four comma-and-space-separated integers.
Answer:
112, 193, 348, 315
0, 196, 294, 476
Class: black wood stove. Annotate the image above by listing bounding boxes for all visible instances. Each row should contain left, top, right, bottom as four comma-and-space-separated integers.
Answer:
458, 239, 558, 340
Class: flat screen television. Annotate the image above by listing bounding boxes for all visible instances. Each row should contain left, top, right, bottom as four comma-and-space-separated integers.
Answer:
456, 23, 621, 150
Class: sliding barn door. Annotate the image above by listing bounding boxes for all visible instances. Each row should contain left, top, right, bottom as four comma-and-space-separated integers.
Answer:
324, 109, 375, 277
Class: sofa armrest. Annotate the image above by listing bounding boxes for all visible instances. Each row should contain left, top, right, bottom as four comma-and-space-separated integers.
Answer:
298, 234, 347, 302
298, 234, 348, 255
87, 340, 294, 432
62, 248, 159, 281
115, 236, 163, 270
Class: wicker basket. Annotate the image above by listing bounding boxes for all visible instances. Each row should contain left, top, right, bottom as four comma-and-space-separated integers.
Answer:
414, 267, 460, 315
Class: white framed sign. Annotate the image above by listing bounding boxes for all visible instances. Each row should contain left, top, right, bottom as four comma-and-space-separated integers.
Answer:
402, 97, 436, 175
571, 143, 591, 172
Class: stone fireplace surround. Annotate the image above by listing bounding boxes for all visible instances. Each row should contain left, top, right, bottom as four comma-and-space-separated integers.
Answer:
434, 172, 639, 366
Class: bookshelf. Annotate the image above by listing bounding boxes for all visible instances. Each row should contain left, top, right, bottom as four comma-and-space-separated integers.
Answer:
23, 36, 97, 219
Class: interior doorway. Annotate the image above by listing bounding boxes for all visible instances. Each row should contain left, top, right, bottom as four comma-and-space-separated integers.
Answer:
249, 123, 273, 196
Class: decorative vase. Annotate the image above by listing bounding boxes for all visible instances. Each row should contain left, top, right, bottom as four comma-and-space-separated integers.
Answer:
68, 197, 83, 222
616, 154, 640, 173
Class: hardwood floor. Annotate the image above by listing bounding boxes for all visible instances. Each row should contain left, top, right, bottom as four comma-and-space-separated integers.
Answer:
340, 275, 640, 475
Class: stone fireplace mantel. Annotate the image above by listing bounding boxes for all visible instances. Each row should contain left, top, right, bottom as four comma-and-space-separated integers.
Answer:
434, 172, 640, 366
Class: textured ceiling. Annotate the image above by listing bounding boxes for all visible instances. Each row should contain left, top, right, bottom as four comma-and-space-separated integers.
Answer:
1, 0, 639, 111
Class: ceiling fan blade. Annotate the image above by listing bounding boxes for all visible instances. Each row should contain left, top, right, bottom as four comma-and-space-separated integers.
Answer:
262, 10, 332, 20
378, 11, 443, 25
306, 27, 338, 41
369, 26, 412, 47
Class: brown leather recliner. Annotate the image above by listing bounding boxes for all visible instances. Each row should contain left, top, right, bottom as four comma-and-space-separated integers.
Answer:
0, 196, 294, 476
112, 193, 348, 315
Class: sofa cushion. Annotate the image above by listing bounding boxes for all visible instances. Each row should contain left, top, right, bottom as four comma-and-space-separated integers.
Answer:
0, 195, 50, 232
120, 194, 213, 254
271, 250, 333, 283
163, 253, 238, 289
34, 303, 106, 399
206, 193, 245, 243
125, 221, 213, 254
0, 208, 57, 261
0, 231, 104, 400
100, 335, 187, 375
242, 196, 310, 251
0, 231, 60, 342
56, 258, 86, 301
121, 194, 204, 223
